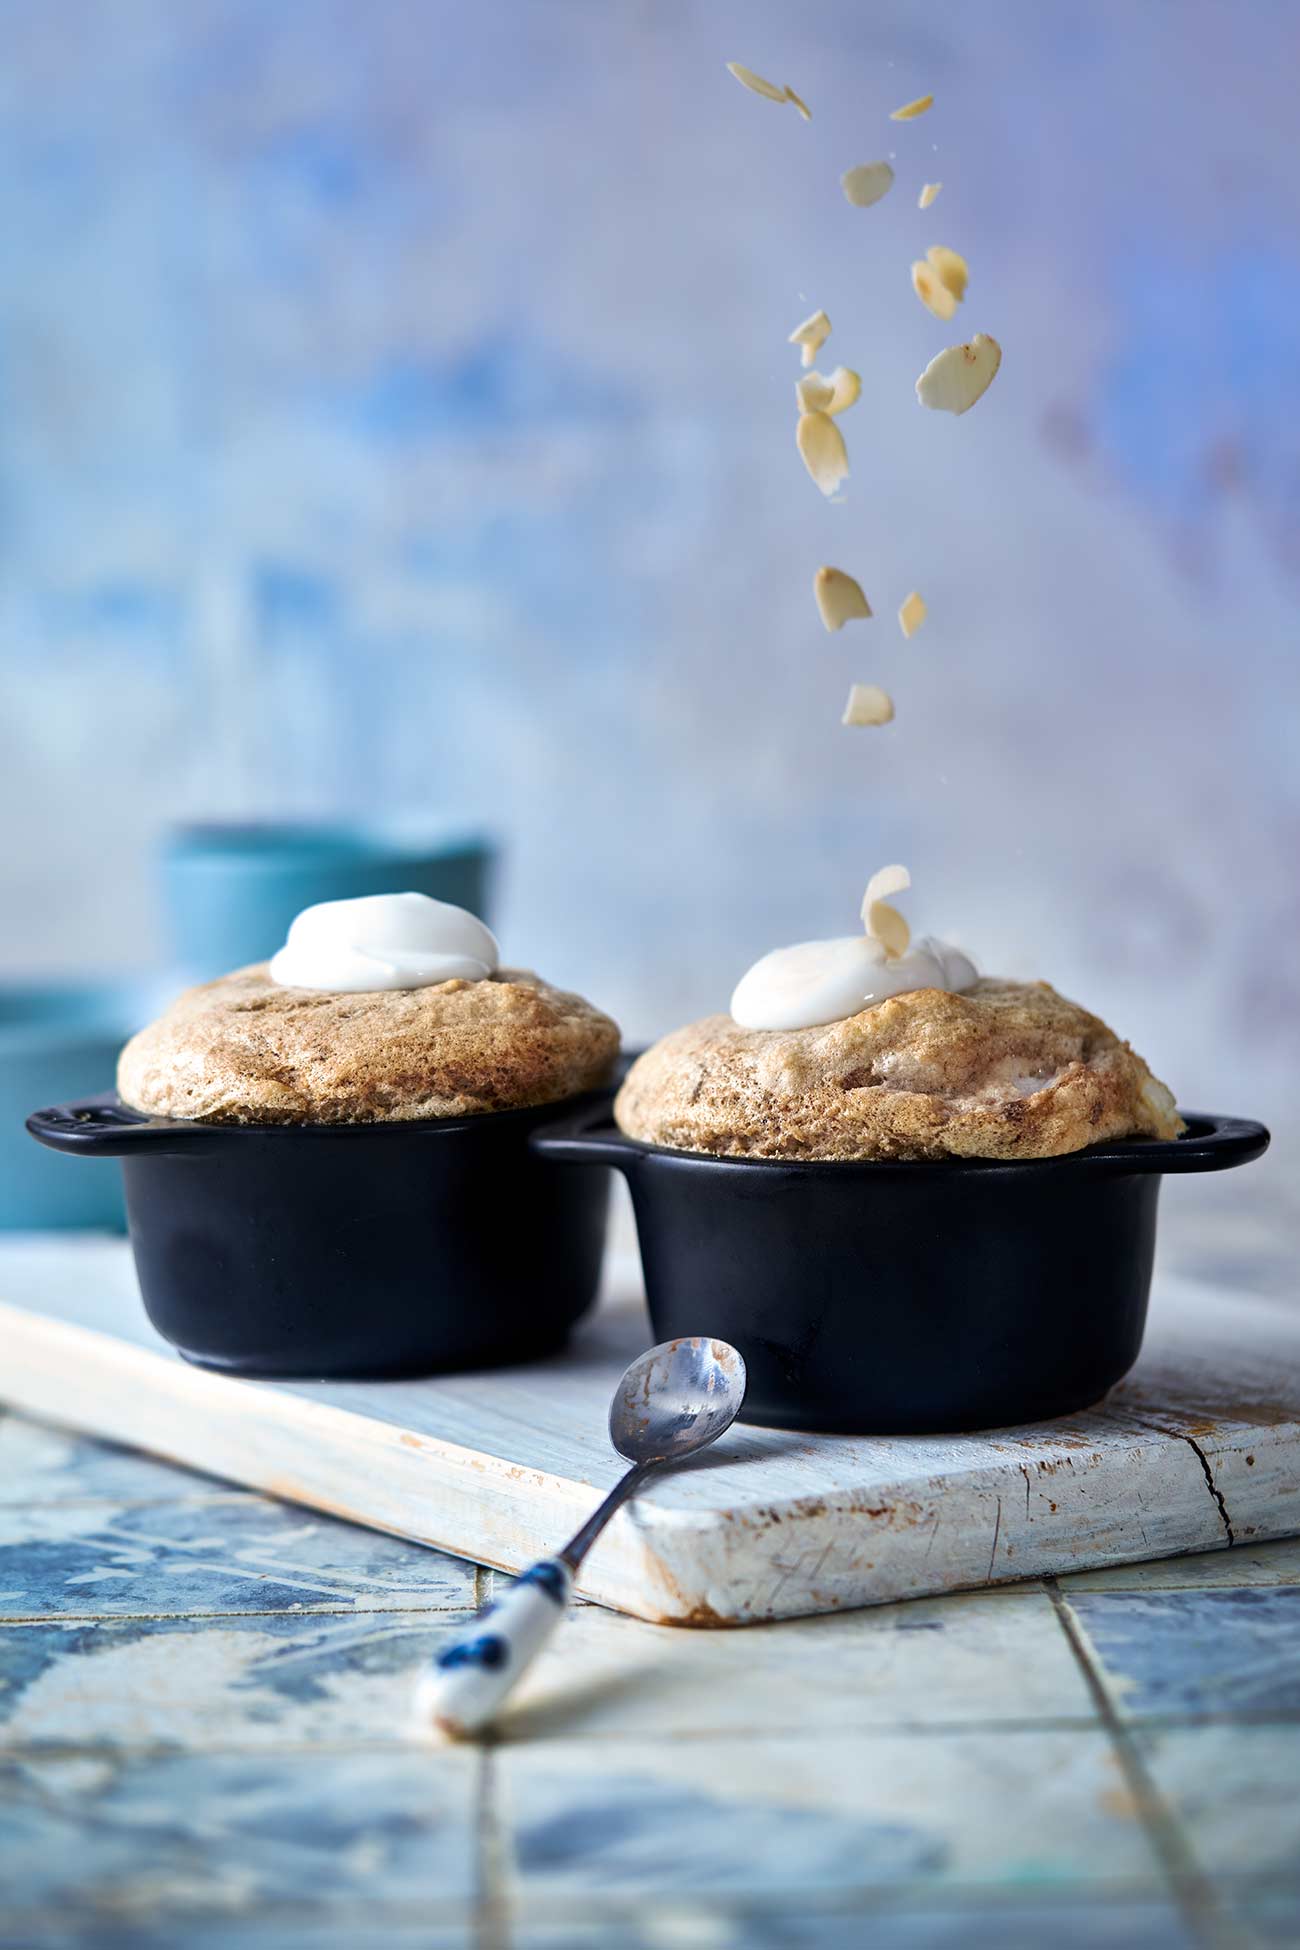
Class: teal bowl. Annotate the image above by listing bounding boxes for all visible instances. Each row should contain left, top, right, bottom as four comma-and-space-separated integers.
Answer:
161, 821, 496, 981
0, 983, 157, 1229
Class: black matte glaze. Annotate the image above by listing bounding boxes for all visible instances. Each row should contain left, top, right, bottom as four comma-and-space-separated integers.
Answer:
29, 1093, 612, 1378
532, 1110, 1269, 1434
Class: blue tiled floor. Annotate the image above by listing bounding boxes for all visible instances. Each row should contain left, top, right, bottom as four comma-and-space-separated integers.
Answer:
0, 1494, 475, 1618
1, 1406, 1297, 1948
0, 1745, 478, 1920
1066, 1587, 1300, 1718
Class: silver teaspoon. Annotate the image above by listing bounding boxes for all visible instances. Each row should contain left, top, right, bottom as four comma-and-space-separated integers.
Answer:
415, 1335, 747, 1737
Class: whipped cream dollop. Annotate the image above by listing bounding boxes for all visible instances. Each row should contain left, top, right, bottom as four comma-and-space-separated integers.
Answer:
268, 892, 499, 993
730, 933, 977, 1032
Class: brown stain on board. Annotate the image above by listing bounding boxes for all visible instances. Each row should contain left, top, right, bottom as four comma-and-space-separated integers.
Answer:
640, 1491, 948, 1626
663, 1600, 730, 1629
1006, 1430, 1111, 1453
1115, 1387, 1300, 1433
641, 1551, 733, 1628
725, 1495, 905, 1539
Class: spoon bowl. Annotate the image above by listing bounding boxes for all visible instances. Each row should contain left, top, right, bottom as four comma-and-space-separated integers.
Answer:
609, 1336, 747, 1467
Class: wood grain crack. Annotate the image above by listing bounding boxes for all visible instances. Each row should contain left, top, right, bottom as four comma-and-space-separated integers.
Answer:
986, 1496, 1003, 1579
1177, 1433, 1235, 1546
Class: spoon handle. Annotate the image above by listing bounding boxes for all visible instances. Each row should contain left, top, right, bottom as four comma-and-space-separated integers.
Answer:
414, 1557, 573, 1738
415, 1463, 655, 1737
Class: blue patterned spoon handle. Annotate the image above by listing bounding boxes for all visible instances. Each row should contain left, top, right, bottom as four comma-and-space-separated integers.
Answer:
414, 1558, 573, 1738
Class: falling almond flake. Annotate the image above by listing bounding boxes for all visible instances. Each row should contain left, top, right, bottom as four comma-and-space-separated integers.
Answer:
814, 566, 872, 632
825, 367, 861, 415
868, 900, 911, 958
926, 245, 969, 302
864, 864, 911, 912
898, 591, 927, 639
840, 161, 894, 208
797, 411, 850, 496
911, 260, 957, 322
891, 93, 934, 121
725, 64, 811, 117
915, 334, 1002, 414
863, 864, 912, 959
795, 371, 835, 414
919, 182, 942, 209
788, 308, 832, 367
726, 62, 789, 103
842, 683, 894, 727
798, 367, 859, 416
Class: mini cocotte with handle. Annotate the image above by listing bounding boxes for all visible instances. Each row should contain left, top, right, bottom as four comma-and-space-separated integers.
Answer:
530, 1108, 1269, 1435
27, 1088, 614, 1377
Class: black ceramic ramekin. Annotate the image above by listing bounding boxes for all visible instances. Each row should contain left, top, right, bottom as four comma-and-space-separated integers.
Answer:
532, 1109, 1269, 1434
28, 1091, 613, 1378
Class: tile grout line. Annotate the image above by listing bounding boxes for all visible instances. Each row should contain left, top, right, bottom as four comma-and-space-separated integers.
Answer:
0, 1603, 476, 1624
3, 1704, 1298, 1766
469, 1554, 511, 1947
0, 1492, 268, 1510
8, 1877, 1283, 1933
1045, 1578, 1232, 1950
473, 1732, 513, 1950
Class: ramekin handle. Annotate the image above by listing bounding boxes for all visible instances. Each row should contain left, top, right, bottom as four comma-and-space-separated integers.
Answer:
26, 1096, 194, 1157
1081, 1112, 1271, 1177
413, 1558, 573, 1738
529, 1106, 645, 1173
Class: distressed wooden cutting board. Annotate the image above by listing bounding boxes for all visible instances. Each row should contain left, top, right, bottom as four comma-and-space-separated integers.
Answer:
1, 1235, 1297, 1625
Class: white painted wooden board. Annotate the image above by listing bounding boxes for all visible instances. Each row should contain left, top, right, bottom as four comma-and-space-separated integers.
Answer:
1, 1235, 1297, 1626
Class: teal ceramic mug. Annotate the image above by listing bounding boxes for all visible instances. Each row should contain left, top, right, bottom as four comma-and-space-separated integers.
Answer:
161, 822, 496, 982
0, 983, 160, 1229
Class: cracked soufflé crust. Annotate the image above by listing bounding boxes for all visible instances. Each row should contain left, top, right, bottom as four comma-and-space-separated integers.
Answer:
118, 965, 621, 1125
614, 979, 1183, 1162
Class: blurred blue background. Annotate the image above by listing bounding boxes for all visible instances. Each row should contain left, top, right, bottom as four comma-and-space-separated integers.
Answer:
2, 0, 1297, 1181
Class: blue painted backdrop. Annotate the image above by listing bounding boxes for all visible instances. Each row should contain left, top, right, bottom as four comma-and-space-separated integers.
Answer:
3, 0, 1297, 1169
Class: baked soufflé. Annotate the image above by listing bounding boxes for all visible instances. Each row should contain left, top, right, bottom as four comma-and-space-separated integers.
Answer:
119, 967, 620, 1125
615, 979, 1182, 1162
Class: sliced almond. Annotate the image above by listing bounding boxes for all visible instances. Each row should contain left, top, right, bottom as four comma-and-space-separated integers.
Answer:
842, 682, 894, 727
796, 411, 849, 496
840, 161, 894, 208
864, 864, 911, 912
911, 260, 957, 321
890, 93, 934, 121
788, 309, 832, 367
867, 900, 911, 958
726, 62, 789, 103
926, 245, 969, 301
814, 566, 872, 632
915, 334, 1002, 415
863, 866, 912, 958
898, 591, 927, 639
800, 366, 861, 417
795, 371, 835, 413
919, 181, 942, 209
784, 84, 812, 121
825, 366, 861, 416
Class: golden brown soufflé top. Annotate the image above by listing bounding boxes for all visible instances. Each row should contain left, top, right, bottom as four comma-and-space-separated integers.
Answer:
119, 965, 621, 1126
614, 978, 1183, 1162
